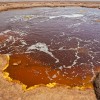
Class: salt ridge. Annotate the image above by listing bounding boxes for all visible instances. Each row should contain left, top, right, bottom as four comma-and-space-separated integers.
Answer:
27, 42, 59, 63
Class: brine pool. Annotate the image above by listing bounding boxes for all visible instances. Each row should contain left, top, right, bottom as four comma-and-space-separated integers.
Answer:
0, 7, 100, 88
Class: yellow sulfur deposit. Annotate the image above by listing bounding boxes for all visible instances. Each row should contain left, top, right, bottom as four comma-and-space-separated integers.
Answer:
46, 83, 57, 88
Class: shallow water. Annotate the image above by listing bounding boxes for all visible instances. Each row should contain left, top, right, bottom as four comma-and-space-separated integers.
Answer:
0, 7, 100, 88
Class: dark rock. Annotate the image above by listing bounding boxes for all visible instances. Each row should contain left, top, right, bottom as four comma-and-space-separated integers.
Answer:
93, 73, 100, 100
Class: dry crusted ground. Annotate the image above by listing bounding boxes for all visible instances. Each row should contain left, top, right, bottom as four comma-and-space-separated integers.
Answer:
0, 2, 99, 99
0, 55, 97, 100
0, 1, 100, 12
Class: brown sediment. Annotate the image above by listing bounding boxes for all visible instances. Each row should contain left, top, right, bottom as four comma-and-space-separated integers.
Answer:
95, 19, 100, 22
0, 1, 100, 12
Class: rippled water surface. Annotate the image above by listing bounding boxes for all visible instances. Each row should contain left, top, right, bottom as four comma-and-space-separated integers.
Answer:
0, 7, 100, 88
